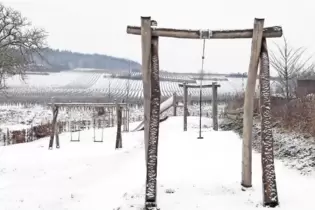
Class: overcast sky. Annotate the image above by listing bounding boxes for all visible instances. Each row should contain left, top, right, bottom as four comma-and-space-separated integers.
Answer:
3, 0, 314, 75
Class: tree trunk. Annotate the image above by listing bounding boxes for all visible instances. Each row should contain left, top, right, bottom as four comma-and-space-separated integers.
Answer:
145, 35, 161, 210
260, 38, 279, 207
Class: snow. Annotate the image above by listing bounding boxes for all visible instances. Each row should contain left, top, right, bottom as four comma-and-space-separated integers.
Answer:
160, 96, 173, 114
0, 117, 314, 209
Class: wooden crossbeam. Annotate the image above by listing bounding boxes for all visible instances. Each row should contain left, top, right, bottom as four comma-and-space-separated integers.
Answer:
47, 102, 127, 107
127, 25, 282, 39
178, 83, 221, 88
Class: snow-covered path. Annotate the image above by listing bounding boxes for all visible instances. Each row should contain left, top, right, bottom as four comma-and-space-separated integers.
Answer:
0, 117, 315, 209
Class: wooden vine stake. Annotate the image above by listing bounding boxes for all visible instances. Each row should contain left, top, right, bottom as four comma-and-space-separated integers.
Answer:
145, 34, 161, 209
260, 38, 279, 207
242, 18, 264, 188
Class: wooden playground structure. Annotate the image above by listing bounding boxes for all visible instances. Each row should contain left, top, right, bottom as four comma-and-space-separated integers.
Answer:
47, 101, 128, 150
126, 16, 282, 209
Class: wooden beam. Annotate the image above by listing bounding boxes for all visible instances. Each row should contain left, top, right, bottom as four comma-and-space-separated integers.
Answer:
178, 83, 221, 88
242, 18, 265, 188
127, 25, 282, 39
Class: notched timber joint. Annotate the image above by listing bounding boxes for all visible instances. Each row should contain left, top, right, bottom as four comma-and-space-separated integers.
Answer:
199, 29, 212, 39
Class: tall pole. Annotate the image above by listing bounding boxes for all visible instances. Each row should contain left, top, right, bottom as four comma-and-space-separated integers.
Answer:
197, 39, 206, 139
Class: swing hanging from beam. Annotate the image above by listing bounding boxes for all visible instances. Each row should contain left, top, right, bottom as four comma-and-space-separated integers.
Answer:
70, 120, 81, 142
127, 17, 282, 209
93, 118, 105, 143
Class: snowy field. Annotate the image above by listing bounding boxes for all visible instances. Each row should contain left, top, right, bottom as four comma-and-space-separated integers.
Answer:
0, 117, 314, 209
0, 71, 279, 102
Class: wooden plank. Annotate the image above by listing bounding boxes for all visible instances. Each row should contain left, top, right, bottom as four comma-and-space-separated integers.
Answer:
242, 18, 265, 188
127, 25, 282, 39
141, 16, 152, 164
178, 83, 221, 88
260, 38, 279, 207
145, 35, 160, 209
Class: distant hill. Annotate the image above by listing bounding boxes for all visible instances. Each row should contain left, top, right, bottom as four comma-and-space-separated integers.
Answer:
33, 48, 141, 72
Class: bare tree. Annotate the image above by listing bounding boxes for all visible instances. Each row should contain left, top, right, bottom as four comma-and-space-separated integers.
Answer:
0, 3, 47, 89
270, 36, 314, 101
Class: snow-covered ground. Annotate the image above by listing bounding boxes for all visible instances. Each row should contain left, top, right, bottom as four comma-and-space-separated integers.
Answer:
0, 117, 314, 209
0, 103, 223, 132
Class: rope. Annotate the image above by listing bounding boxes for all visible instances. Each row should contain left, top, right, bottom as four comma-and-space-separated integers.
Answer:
200, 39, 206, 87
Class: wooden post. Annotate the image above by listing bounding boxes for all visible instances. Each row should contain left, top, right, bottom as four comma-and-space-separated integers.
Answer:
173, 92, 177, 116
55, 107, 60, 148
115, 105, 122, 149
242, 18, 265, 188
127, 108, 130, 132
183, 83, 188, 131
141, 16, 152, 163
212, 82, 218, 131
6, 128, 9, 145
260, 38, 279, 207
145, 34, 160, 210
122, 108, 127, 132
48, 104, 59, 150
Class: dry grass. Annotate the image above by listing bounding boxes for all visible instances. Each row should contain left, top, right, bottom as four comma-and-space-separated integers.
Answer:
226, 93, 315, 137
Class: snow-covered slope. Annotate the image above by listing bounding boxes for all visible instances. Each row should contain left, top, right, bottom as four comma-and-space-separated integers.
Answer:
0, 117, 314, 209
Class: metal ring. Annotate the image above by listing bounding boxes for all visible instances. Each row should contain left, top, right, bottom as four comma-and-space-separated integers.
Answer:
199, 29, 213, 39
